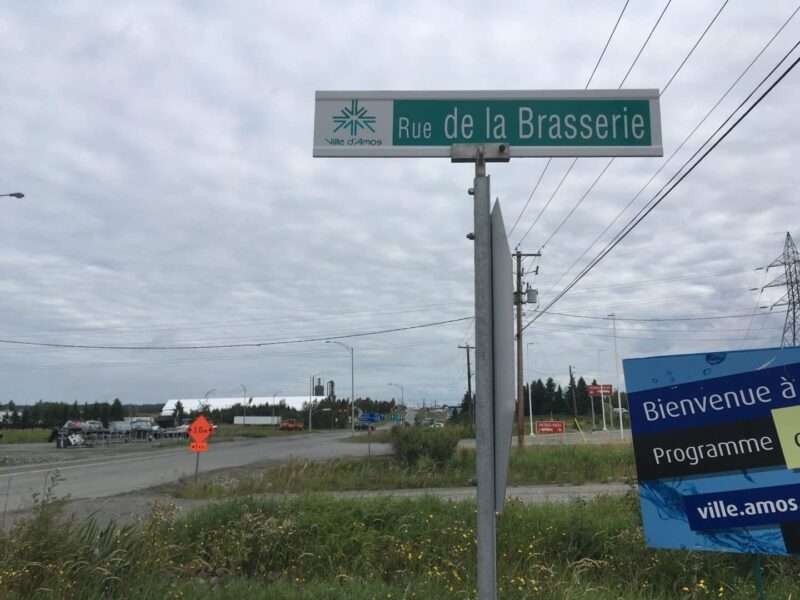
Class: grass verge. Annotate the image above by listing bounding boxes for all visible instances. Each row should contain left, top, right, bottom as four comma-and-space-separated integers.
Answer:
1, 485, 797, 598
175, 444, 635, 499
0, 429, 51, 444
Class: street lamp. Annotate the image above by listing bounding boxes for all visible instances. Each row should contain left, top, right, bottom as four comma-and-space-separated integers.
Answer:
526, 342, 535, 436
240, 384, 247, 426
0, 192, 24, 199
272, 391, 282, 421
388, 382, 404, 408
327, 340, 355, 434
309, 372, 323, 431
203, 389, 215, 416
597, 350, 607, 431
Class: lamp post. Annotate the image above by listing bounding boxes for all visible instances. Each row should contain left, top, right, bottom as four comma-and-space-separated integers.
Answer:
388, 382, 404, 408
0, 192, 24, 199
203, 389, 215, 415
240, 384, 247, 426
309, 372, 323, 431
609, 313, 624, 439
526, 342, 535, 436
327, 340, 355, 434
272, 391, 281, 421
597, 350, 607, 431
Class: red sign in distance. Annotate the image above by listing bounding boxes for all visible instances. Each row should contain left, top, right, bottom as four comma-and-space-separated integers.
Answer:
187, 415, 213, 443
588, 384, 613, 396
190, 441, 208, 452
536, 420, 565, 434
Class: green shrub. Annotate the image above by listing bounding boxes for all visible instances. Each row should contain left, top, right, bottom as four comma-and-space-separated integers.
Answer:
390, 426, 461, 467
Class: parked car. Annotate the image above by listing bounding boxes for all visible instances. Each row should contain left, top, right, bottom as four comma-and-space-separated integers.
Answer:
354, 422, 374, 431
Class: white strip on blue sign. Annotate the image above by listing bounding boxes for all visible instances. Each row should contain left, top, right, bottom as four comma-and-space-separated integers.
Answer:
624, 346, 800, 555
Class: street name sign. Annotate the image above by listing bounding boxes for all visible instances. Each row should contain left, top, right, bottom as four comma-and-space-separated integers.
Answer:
624, 346, 800, 555
314, 90, 662, 158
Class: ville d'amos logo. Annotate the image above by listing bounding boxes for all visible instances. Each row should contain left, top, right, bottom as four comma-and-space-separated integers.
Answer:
326, 100, 382, 147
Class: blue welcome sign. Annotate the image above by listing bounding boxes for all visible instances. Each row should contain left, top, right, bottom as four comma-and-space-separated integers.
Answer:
623, 346, 800, 555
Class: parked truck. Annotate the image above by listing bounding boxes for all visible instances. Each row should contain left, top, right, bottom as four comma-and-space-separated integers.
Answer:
279, 418, 304, 432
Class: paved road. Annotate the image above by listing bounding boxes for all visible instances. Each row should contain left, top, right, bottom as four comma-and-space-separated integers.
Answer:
0, 432, 391, 512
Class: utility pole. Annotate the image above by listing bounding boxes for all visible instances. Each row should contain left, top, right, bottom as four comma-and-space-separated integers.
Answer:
459, 343, 474, 426
514, 249, 540, 448
765, 232, 800, 347
609, 313, 623, 439
568, 365, 578, 419
597, 350, 607, 431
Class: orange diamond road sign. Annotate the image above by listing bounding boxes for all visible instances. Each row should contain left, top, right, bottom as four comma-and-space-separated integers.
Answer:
188, 415, 213, 444
190, 441, 208, 452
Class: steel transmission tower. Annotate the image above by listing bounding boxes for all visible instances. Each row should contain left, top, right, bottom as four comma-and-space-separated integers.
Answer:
765, 232, 800, 347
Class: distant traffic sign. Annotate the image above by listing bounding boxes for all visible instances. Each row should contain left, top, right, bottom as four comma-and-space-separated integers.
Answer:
588, 384, 613, 396
314, 90, 662, 158
359, 412, 382, 423
189, 441, 208, 452
536, 420, 565, 434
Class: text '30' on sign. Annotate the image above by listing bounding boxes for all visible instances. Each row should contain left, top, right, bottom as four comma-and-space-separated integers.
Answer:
313, 90, 662, 158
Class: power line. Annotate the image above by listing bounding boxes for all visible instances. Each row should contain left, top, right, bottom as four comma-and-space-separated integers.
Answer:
0, 316, 473, 351
585, 0, 632, 88
561, 266, 759, 294
538, 0, 728, 253
539, 309, 778, 323
9, 300, 475, 337
530, 319, 782, 334
508, 0, 633, 239
618, 0, 672, 87
524, 49, 800, 332
660, 0, 728, 95
515, 0, 675, 248
524, 326, 778, 344
541, 9, 799, 300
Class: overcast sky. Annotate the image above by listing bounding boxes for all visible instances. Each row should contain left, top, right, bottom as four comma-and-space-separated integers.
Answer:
1, 1, 798, 407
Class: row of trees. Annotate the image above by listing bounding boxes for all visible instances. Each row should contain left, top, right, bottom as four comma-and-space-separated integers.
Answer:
0, 399, 132, 429
452, 376, 629, 422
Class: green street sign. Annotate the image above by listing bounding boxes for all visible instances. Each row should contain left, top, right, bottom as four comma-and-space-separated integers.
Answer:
313, 90, 662, 158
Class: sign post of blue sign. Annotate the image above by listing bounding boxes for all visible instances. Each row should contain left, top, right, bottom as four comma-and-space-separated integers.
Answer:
623, 346, 800, 555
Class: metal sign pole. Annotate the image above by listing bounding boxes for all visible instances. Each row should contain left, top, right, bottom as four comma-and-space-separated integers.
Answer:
472, 151, 497, 600
194, 451, 200, 483
752, 555, 765, 600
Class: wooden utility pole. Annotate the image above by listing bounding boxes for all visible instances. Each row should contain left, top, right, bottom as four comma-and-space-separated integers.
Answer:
458, 343, 474, 426
514, 249, 540, 448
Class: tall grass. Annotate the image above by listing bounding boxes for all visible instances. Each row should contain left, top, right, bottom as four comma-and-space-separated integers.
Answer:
1, 485, 798, 598
177, 444, 636, 499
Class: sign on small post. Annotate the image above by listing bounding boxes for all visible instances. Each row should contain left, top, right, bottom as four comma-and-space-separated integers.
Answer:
588, 384, 613, 396
313, 88, 663, 600
187, 415, 214, 482
536, 420, 565, 435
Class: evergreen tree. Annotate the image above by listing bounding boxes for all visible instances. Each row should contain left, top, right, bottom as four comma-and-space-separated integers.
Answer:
554, 385, 565, 414
575, 376, 590, 415
110, 398, 124, 421
544, 378, 557, 415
